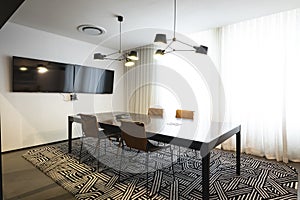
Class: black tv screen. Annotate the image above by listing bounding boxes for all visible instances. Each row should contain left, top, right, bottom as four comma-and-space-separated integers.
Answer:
12, 56, 74, 93
74, 65, 114, 94
12, 56, 114, 94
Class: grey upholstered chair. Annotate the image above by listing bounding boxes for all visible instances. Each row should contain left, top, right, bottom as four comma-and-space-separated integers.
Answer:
78, 114, 120, 170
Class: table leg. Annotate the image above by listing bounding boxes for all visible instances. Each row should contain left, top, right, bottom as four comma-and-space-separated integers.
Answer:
202, 152, 210, 200
236, 129, 241, 175
68, 116, 73, 153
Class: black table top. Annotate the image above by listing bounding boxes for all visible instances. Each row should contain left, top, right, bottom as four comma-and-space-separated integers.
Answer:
70, 112, 240, 150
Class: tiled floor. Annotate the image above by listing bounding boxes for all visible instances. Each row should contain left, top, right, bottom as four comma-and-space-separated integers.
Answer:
1, 147, 299, 200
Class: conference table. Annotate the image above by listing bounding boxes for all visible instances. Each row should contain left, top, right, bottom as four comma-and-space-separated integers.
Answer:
68, 112, 241, 200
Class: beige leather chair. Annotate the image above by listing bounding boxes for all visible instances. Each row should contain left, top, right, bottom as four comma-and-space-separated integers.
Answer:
175, 109, 194, 119
148, 108, 164, 117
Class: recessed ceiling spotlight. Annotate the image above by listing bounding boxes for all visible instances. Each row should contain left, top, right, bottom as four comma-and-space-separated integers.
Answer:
77, 24, 106, 36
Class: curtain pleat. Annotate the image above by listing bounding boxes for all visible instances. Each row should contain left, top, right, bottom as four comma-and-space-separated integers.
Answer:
124, 45, 157, 114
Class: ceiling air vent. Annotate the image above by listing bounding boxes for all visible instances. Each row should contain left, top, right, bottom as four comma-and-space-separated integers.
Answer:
77, 25, 106, 36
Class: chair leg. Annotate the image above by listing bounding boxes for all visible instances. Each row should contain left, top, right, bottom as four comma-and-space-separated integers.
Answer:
97, 141, 100, 171
104, 139, 107, 154
116, 138, 123, 157
93, 139, 100, 171
146, 153, 149, 198
79, 139, 83, 163
178, 146, 184, 170
118, 138, 122, 147
118, 147, 124, 181
171, 148, 175, 182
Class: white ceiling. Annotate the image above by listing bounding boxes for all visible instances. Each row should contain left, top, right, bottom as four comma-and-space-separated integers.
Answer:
9, 0, 300, 50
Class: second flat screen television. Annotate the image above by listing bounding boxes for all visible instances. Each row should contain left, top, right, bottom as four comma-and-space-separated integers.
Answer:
74, 65, 114, 94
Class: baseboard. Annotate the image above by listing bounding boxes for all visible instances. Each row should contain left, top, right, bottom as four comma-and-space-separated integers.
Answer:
1, 137, 80, 154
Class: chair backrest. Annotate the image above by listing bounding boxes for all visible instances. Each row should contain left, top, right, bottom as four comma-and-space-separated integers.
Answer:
120, 120, 148, 152
78, 114, 100, 138
148, 108, 164, 117
175, 109, 194, 119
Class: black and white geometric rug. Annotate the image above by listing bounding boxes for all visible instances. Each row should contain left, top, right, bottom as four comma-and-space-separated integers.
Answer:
23, 141, 298, 200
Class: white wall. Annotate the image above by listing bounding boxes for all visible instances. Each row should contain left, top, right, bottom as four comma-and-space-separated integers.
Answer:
0, 22, 124, 151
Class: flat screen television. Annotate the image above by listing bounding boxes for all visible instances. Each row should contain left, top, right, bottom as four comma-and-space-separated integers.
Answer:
12, 56, 74, 93
12, 56, 114, 94
74, 65, 114, 94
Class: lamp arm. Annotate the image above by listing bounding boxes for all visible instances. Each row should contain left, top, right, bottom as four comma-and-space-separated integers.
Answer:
164, 49, 194, 54
118, 54, 126, 61
176, 39, 194, 48
172, 49, 194, 52
104, 57, 122, 61
163, 40, 175, 51
163, 50, 172, 54
106, 51, 120, 57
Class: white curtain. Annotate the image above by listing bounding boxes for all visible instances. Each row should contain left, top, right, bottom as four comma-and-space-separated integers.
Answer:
124, 45, 157, 114
218, 8, 300, 162
189, 28, 222, 71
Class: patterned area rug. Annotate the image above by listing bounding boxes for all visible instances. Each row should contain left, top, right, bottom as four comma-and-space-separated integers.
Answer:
23, 141, 298, 200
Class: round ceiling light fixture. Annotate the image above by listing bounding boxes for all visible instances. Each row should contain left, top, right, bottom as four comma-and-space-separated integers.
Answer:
77, 24, 106, 36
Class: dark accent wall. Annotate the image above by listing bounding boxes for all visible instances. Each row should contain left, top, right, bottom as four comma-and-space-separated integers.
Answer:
0, 114, 2, 200
0, 0, 25, 29
0, 1, 21, 193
